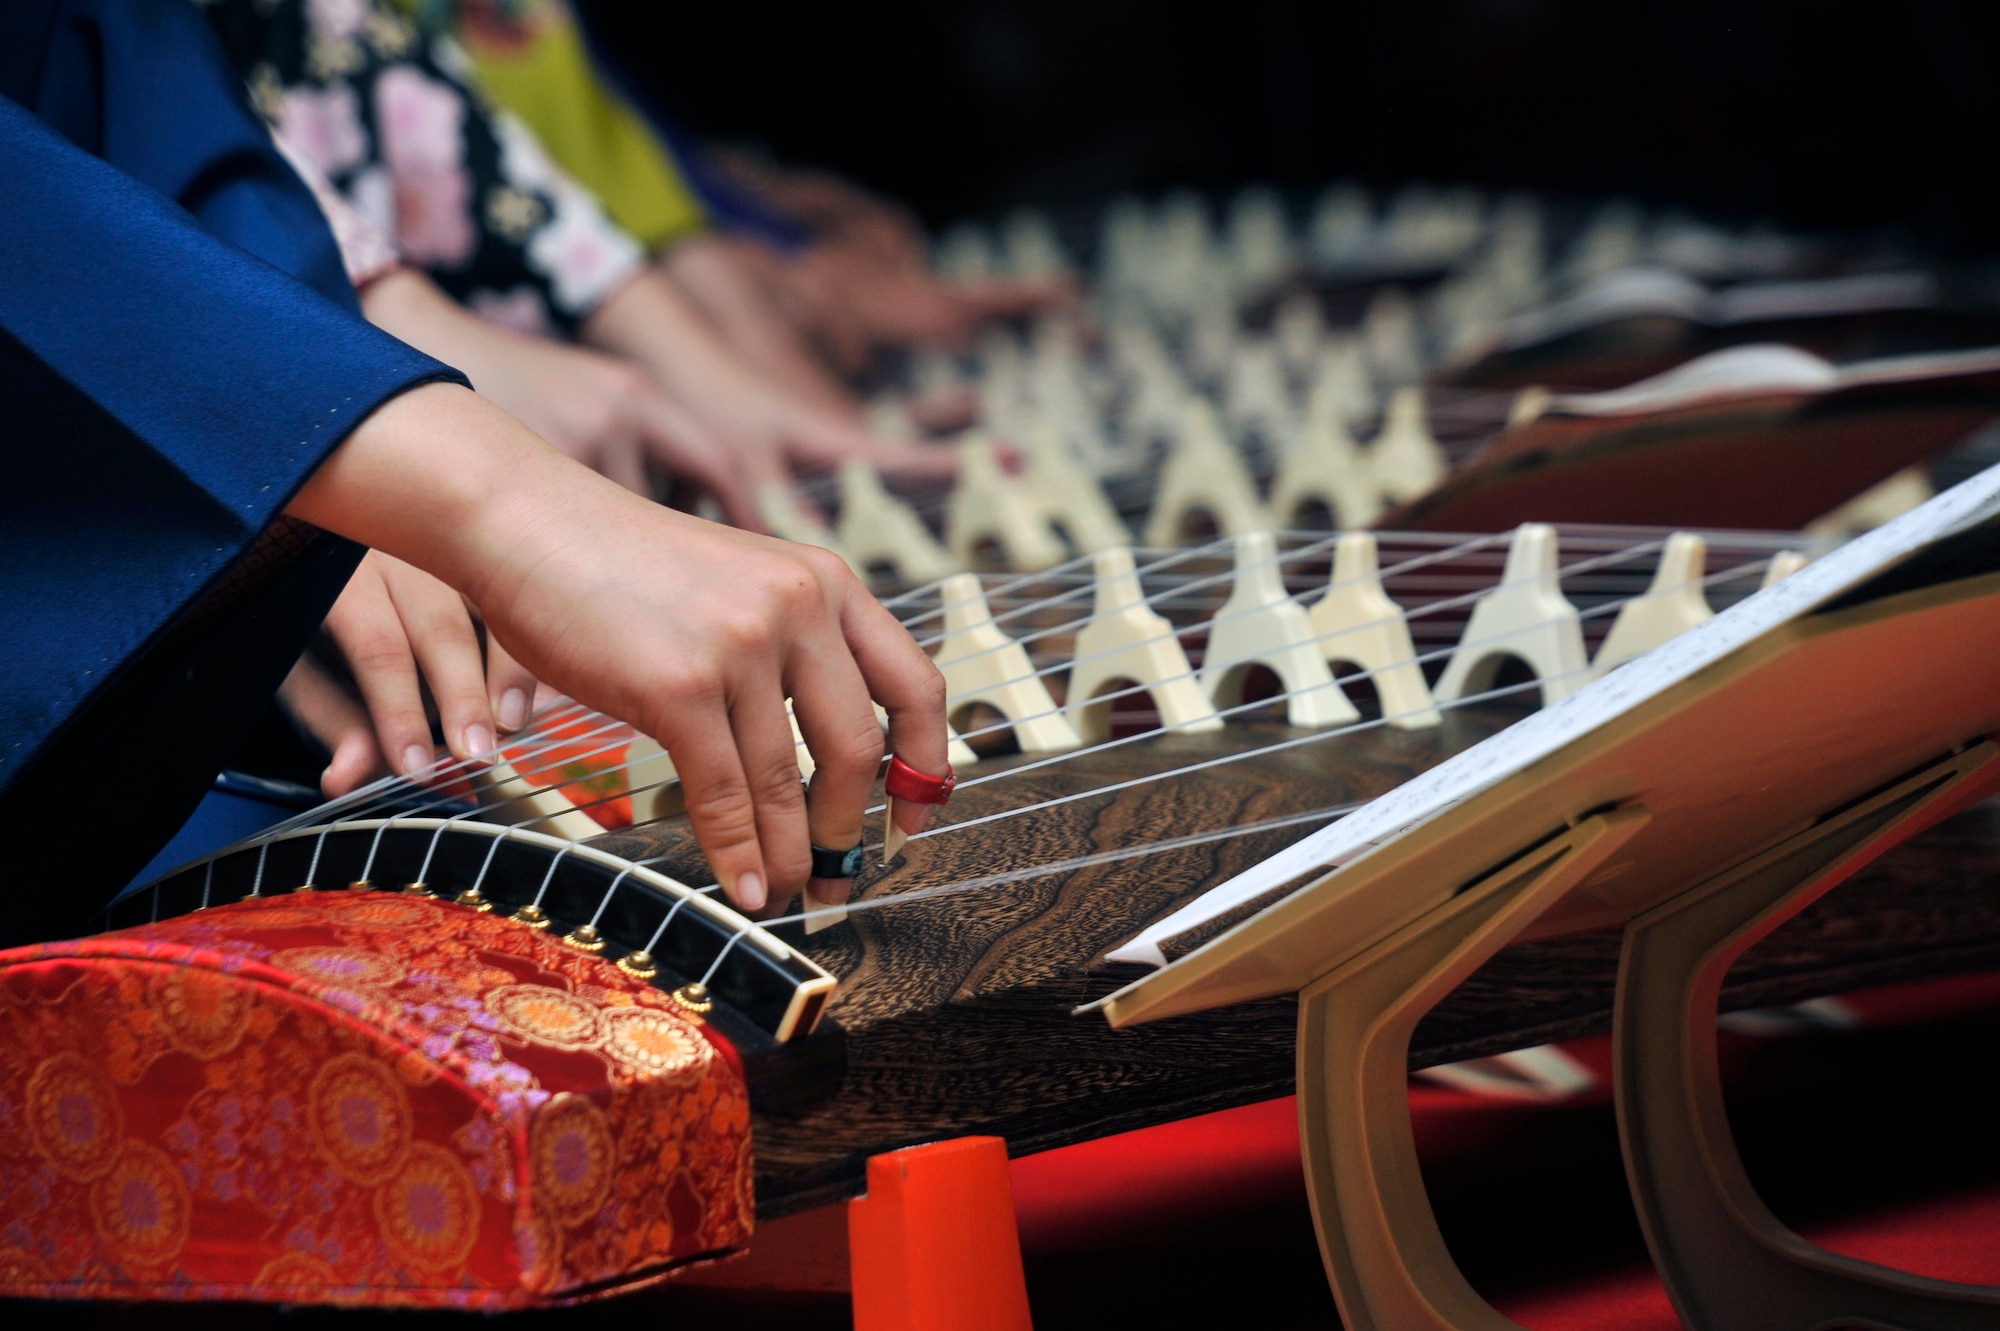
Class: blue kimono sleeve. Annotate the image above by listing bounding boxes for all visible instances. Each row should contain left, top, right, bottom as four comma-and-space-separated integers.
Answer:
0, 96, 460, 841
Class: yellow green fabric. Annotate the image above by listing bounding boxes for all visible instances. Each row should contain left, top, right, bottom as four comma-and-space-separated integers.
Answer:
458, 4, 707, 251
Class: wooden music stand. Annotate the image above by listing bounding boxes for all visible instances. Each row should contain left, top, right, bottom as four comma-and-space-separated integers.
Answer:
1099, 490, 2000, 1329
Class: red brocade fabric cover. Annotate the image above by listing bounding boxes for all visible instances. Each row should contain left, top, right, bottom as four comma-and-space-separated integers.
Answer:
0, 891, 754, 1307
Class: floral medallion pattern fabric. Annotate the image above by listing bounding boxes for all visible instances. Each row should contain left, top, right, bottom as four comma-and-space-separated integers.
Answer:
0, 891, 752, 1307
199, 0, 644, 334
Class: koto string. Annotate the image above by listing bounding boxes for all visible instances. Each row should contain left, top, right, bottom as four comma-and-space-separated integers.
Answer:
337, 524, 1787, 837
772, 799, 1364, 930
920, 534, 1779, 758
303, 542, 1776, 880
897, 548, 1776, 835
357, 818, 397, 888
257, 698, 600, 836
441, 546, 1777, 857
638, 883, 723, 957
926, 528, 1637, 685
453, 527, 1710, 827
467, 826, 513, 898
261, 528, 1617, 835
697, 919, 755, 988
924, 533, 1737, 759
529, 842, 578, 911
414, 811, 479, 889
901, 672, 1558, 848
886, 543, 1796, 844
907, 529, 1348, 651
585, 854, 683, 931
174, 534, 1788, 910
300, 824, 334, 890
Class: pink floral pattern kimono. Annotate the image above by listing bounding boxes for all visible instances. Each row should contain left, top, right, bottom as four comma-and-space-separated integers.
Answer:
200, 0, 644, 336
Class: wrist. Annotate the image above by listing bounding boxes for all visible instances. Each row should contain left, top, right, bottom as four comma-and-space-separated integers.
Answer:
285, 381, 577, 604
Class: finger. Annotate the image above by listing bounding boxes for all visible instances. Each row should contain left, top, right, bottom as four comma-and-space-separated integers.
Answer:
907, 384, 977, 433
324, 564, 435, 777
379, 555, 499, 762
786, 629, 884, 907
277, 658, 387, 797
483, 632, 539, 733
725, 667, 813, 914
838, 577, 950, 836
658, 692, 768, 914
786, 415, 961, 481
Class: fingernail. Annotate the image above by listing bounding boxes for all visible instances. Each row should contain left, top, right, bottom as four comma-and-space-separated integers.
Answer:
735, 871, 766, 912
809, 877, 852, 907
464, 724, 495, 758
498, 689, 529, 731
401, 744, 432, 776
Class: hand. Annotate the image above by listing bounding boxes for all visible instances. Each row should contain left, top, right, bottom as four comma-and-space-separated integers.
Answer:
711, 150, 928, 262
662, 234, 862, 414
279, 550, 539, 797
753, 236, 1076, 362
361, 269, 762, 526
582, 268, 959, 487
286, 384, 950, 914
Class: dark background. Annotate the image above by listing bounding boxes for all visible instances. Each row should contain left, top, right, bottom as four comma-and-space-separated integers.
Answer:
582, 0, 2000, 251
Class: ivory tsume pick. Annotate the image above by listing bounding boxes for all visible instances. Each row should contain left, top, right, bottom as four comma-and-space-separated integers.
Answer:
882, 796, 907, 868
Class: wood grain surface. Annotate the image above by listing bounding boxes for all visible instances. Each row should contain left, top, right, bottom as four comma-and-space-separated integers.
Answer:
596, 703, 2000, 1219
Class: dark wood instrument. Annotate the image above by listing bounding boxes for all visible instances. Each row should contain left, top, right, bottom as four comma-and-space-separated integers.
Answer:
587, 710, 2000, 1218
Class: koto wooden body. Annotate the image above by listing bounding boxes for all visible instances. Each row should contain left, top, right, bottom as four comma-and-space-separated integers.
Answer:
1381, 391, 2000, 533
597, 705, 2000, 1218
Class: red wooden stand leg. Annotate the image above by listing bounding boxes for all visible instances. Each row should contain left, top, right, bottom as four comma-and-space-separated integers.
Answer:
849, 1136, 1035, 1331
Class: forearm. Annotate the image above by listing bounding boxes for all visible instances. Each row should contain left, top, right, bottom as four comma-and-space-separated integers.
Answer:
661, 237, 858, 414
579, 266, 749, 402
283, 381, 595, 610
361, 269, 514, 388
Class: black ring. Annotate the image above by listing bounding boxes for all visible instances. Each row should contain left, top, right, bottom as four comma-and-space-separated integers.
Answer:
810, 843, 864, 880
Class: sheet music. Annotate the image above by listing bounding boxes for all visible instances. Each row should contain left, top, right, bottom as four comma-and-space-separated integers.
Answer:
1107, 466, 2000, 968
